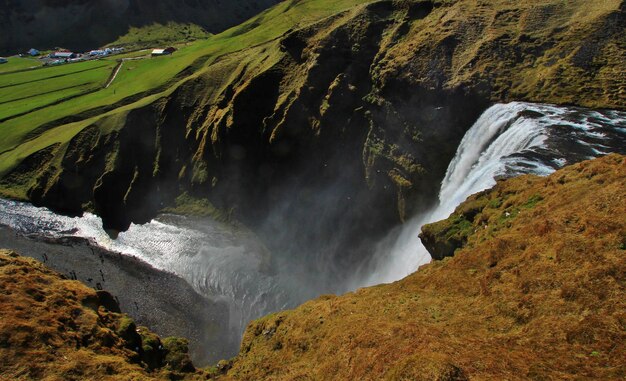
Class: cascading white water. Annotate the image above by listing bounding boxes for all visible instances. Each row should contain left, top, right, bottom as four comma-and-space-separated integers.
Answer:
355, 102, 626, 287
436, 102, 548, 217
429, 102, 554, 221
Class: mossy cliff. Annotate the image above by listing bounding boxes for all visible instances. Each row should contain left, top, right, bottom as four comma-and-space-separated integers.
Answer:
0, 249, 207, 380
2, 0, 622, 247
217, 154, 626, 380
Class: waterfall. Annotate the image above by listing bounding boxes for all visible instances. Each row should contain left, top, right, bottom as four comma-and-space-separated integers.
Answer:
436, 102, 547, 218
355, 102, 626, 287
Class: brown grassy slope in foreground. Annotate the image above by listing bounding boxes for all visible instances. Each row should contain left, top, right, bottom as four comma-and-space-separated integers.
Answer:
0, 250, 206, 381
223, 154, 626, 381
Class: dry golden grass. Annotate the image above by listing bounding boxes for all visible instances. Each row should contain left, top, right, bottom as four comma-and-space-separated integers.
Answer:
223, 154, 626, 380
0, 251, 206, 381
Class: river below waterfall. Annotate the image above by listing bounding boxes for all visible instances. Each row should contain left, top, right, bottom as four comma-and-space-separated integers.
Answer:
0, 101, 624, 362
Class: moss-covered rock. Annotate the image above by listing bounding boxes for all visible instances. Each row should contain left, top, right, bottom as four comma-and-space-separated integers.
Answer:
421, 180, 552, 260
162, 337, 195, 373
138, 327, 166, 370
420, 213, 473, 260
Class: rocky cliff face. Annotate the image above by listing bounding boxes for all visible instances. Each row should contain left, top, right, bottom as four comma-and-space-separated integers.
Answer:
3, 0, 625, 276
0, 0, 280, 53
218, 154, 626, 380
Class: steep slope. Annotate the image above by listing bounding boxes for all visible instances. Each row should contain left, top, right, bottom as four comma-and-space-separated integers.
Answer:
0, 249, 207, 380
0, 0, 281, 54
220, 154, 626, 380
0, 0, 624, 274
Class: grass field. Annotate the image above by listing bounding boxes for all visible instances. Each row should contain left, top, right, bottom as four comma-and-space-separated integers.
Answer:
105, 49, 151, 60
0, 86, 94, 121
0, 0, 373, 179
0, 66, 109, 104
0, 60, 113, 88
0, 57, 42, 74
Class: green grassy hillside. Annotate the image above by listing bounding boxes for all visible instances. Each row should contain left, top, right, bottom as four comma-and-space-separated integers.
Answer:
0, 57, 43, 74
0, 0, 373, 194
106, 22, 212, 50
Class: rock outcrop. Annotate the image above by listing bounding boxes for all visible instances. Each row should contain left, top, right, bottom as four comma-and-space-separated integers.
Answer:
219, 154, 626, 380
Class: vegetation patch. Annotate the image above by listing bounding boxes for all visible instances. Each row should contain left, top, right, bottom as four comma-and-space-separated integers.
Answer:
107, 23, 212, 51
522, 194, 544, 209
162, 192, 230, 222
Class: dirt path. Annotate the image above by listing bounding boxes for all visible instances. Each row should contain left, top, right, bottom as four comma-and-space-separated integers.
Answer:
105, 60, 123, 88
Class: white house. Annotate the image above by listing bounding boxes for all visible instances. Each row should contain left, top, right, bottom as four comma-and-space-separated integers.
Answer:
151, 47, 177, 56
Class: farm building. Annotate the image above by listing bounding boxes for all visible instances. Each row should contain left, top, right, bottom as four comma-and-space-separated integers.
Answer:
50, 51, 76, 59
151, 47, 177, 56
0, 57, 7, 64
28, 48, 40, 56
